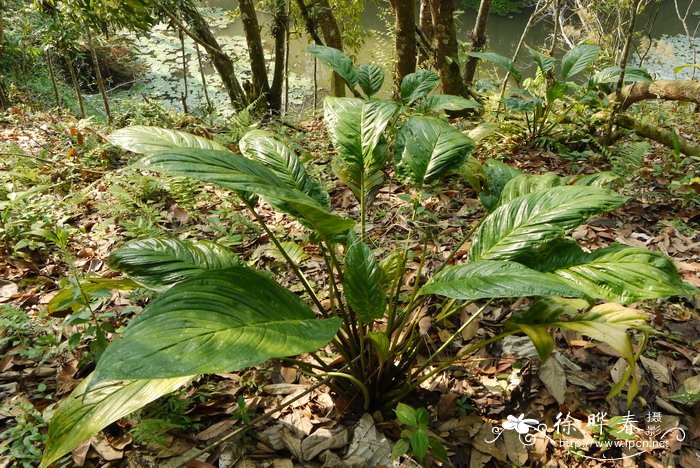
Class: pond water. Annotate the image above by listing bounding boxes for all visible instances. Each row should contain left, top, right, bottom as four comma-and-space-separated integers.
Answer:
125, 0, 699, 117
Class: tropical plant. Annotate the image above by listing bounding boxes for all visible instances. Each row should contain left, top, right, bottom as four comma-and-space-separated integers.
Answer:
41, 114, 696, 466
471, 43, 652, 140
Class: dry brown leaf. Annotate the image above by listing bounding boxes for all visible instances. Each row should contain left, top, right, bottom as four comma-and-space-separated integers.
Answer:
301, 427, 349, 461
539, 358, 567, 405
640, 356, 671, 384
342, 413, 392, 467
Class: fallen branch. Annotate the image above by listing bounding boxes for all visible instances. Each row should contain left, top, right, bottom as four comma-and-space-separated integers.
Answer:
613, 80, 700, 110
615, 114, 700, 157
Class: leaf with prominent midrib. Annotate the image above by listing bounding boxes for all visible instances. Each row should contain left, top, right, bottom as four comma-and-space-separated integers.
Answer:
420, 260, 584, 300
395, 116, 476, 188
41, 374, 193, 468
239, 130, 329, 208
324, 97, 400, 204
343, 231, 386, 322
469, 185, 627, 261
506, 298, 648, 363
108, 126, 228, 154
108, 238, 245, 291
520, 240, 699, 303
400, 70, 439, 104
560, 44, 600, 81
139, 148, 353, 238
357, 63, 385, 98
498, 172, 562, 206
307, 45, 358, 87
92, 267, 342, 382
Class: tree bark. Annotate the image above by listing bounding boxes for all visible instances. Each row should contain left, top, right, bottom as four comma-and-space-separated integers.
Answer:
175, 2, 247, 109
463, 0, 492, 87
270, 0, 289, 112
615, 114, 700, 157
64, 49, 85, 118
0, 0, 9, 110
429, 0, 467, 97
295, 0, 324, 45
389, 0, 417, 93
86, 26, 112, 122
239, 0, 271, 104
311, 0, 345, 97
612, 80, 700, 110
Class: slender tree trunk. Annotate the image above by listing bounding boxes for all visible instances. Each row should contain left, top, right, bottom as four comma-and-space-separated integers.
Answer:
63, 49, 85, 118
418, 0, 433, 63
389, 0, 417, 93
463, 0, 492, 87
311, 0, 345, 97
270, 0, 288, 112
46, 51, 60, 107
295, 0, 324, 45
239, 0, 271, 104
429, 0, 467, 97
606, 0, 644, 139
179, 29, 189, 114
85, 26, 111, 122
172, 1, 247, 109
0, 0, 10, 110
195, 43, 213, 111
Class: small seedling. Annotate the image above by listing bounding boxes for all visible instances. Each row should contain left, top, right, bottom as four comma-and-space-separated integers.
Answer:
392, 403, 448, 463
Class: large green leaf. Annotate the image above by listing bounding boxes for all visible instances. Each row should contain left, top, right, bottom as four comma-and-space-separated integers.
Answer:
41, 374, 193, 468
324, 97, 400, 204
139, 148, 353, 238
498, 172, 562, 206
522, 240, 698, 303
506, 298, 648, 363
357, 63, 385, 98
469, 185, 627, 261
395, 116, 476, 188
526, 45, 556, 75
420, 260, 584, 300
590, 66, 652, 86
468, 52, 522, 83
416, 94, 482, 113
400, 70, 439, 104
343, 231, 386, 323
307, 45, 358, 87
572, 172, 622, 189
560, 44, 600, 81
479, 159, 523, 211
108, 238, 245, 292
239, 130, 329, 208
92, 267, 342, 382
108, 126, 228, 154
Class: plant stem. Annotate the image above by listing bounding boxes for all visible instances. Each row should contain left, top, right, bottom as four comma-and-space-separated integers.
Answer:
244, 201, 326, 315
385, 330, 515, 408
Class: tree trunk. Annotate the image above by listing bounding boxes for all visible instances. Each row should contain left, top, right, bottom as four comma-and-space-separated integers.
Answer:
64, 49, 85, 118
295, 0, 324, 45
463, 0, 492, 87
86, 26, 112, 122
46, 51, 60, 107
239, 0, 271, 104
270, 0, 289, 112
311, 0, 345, 97
389, 0, 417, 93
612, 80, 700, 110
429, 0, 467, 97
0, 0, 9, 110
615, 114, 700, 157
177, 2, 247, 109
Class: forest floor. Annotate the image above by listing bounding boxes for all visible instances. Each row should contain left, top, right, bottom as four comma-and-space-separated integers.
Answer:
0, 105, 699, 467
